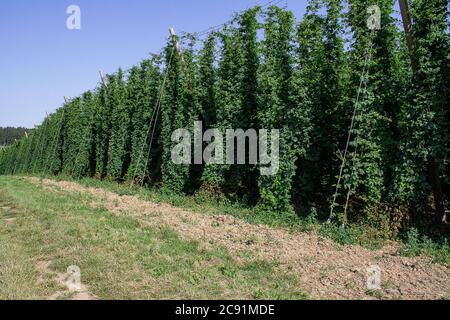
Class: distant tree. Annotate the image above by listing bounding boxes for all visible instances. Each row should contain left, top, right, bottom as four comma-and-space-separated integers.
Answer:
0, 127, 29, 146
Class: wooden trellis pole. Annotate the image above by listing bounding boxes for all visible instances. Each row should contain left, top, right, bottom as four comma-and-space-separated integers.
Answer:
169, 27, 192, 89
398, 0, 417, 70
169, 28, 187, 71
99, 70, 107, 87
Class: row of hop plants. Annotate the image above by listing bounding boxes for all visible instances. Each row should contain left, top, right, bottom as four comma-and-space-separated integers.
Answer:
1, 0, 449, 236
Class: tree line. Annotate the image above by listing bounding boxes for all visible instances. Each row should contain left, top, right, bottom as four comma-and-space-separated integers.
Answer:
0, 127, 29, 146
0, 0, 448, 238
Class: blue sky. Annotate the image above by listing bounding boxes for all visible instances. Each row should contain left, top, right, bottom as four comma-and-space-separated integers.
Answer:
0, 0, 309, 128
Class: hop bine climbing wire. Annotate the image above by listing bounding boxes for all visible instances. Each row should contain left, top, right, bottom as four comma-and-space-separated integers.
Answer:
193, 0, 285, 39
130, 45, 175, 188
328, 31, 376, 225
131, 26, 197, 188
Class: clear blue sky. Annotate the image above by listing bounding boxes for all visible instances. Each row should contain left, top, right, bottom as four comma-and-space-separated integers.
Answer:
0, 0, 308, 128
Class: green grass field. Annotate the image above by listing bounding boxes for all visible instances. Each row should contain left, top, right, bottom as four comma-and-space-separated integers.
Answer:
0, 175, 307, 300
0, 175, 448, 300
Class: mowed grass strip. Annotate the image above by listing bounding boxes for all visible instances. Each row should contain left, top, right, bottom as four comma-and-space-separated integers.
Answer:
0, 176, 308, 300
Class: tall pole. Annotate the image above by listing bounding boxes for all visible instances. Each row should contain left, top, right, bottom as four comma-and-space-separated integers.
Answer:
398, 1, 413, 51
169, 27, 192, 89
398, 0, 446, 224
169, 27, 187, 71
398, 0, 417, 70
99, 70, 107, 88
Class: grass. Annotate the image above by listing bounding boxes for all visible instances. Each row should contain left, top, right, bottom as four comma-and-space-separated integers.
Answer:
0, 175, 308, 300
26, 173, 450, 265
399, 228, 450, 266
32, 174, 384, 242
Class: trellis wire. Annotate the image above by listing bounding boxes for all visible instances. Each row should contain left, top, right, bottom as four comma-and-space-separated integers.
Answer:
328, 33, 375, 223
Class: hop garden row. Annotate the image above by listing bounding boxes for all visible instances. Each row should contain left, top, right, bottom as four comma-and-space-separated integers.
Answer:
1, 1, 448, 236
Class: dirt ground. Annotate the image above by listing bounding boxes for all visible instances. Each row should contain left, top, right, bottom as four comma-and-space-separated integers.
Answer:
29, 177, 450, 300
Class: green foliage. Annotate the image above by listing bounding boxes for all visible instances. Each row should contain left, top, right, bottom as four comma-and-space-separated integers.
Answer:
45, 108, 66, 175
107, 69, 130, 180
401, 227, 421, 256
127, 59, 162, 184
202, 7, 262, 203
393, 0, 450, 204
95, 84, 112, 178
257, 6, 311, 214
72, 91, 98, 178
15, 131, 35, 174
197, 35, 217, 130
62, 97, 83, 174
201, 28, 243, 189
1, 2, 449, 239
294, 0, 348, 213
400, 228, 450, 266
160, 35, 198, 193
331, 0, 405, 224
30, 118, 51, 174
